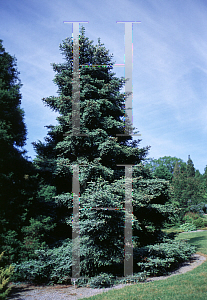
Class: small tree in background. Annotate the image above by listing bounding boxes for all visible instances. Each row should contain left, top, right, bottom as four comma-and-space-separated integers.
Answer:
172, 156, 204, 219
187, 155, 195, 178
145, 156, 184, 181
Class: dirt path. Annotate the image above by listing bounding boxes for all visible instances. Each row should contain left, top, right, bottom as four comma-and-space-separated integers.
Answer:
8, 254, 206, 300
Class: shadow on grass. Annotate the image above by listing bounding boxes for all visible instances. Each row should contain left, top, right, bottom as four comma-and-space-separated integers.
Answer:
179, 234, 207, 251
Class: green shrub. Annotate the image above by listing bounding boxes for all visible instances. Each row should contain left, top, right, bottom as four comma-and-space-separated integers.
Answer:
12, 259, 49, 283
183, 212, 200, 222
12, 238, 195, 285
87, 273, 115, 288
183, 215, 193, 223
137, 257, 175, 275
0, 252, 14, 300
75, 277, 90, 287
203, 218, 207, 227
134, 239, 195, 276
75, 272, 147, 288
12, 239, 72, 284
179, 222, 197, 232
193, 217, 204, 229
115, 272, 147, 284
189, 203, 206, 215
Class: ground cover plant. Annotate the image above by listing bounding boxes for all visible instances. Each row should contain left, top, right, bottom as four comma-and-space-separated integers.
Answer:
80, 230, 207, 299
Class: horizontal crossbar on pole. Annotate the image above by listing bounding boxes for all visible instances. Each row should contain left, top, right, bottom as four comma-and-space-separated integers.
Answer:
79, 207, 125, 211
63, 21, 89, 23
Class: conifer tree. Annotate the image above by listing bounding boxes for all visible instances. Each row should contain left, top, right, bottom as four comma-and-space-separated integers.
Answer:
201, 166, 207, 203
186, 155, 203, 209
172, 157, 204, 218
0, 40, 29, 263
33, 27, 149, 237
173, 161, 180, 178
33, 28, 176, 277
172, 161, 189, 217
0, 40, 42, 264
187, 155, 195, 177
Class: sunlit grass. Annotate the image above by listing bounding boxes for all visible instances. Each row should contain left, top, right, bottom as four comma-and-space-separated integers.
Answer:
177, 230, 207, 255
83, 230, 207, 299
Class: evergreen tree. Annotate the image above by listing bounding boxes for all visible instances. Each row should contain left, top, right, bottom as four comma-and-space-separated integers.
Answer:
0, 39, 28, 262
171, 162, 182, 210
173, 161, 180, 178
0, 40, 46, 265
201, 166, 207, 203
33, 28, 177, 277
172, 161, 188, 208
33, 27, 149, 239
0, 41, 26, 150
187, 155, 195, 177
172, 156, 204, 218
185, 156, 202, 209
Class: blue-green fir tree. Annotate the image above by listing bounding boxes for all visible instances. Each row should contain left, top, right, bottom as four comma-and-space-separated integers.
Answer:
32, 28, 181, 277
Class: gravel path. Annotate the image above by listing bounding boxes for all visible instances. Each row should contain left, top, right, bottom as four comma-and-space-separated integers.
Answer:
8, 254, 206, 300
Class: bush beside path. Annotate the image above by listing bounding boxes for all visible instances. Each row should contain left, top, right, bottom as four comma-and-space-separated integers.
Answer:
8, 230, 207, 300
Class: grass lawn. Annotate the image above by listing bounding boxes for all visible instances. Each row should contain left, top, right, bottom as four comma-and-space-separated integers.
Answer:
82, 230, 207, 300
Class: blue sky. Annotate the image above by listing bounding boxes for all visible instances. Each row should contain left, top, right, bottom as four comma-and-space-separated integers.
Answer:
1, 0, 207, 173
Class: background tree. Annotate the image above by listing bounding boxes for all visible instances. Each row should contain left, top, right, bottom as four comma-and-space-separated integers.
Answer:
201, 166, 207, 205
0, 39, 30, 263
145, 156, 184, 181
0, 40, 55, 265
187, 155, 195, 177
171, 156, 204, 218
